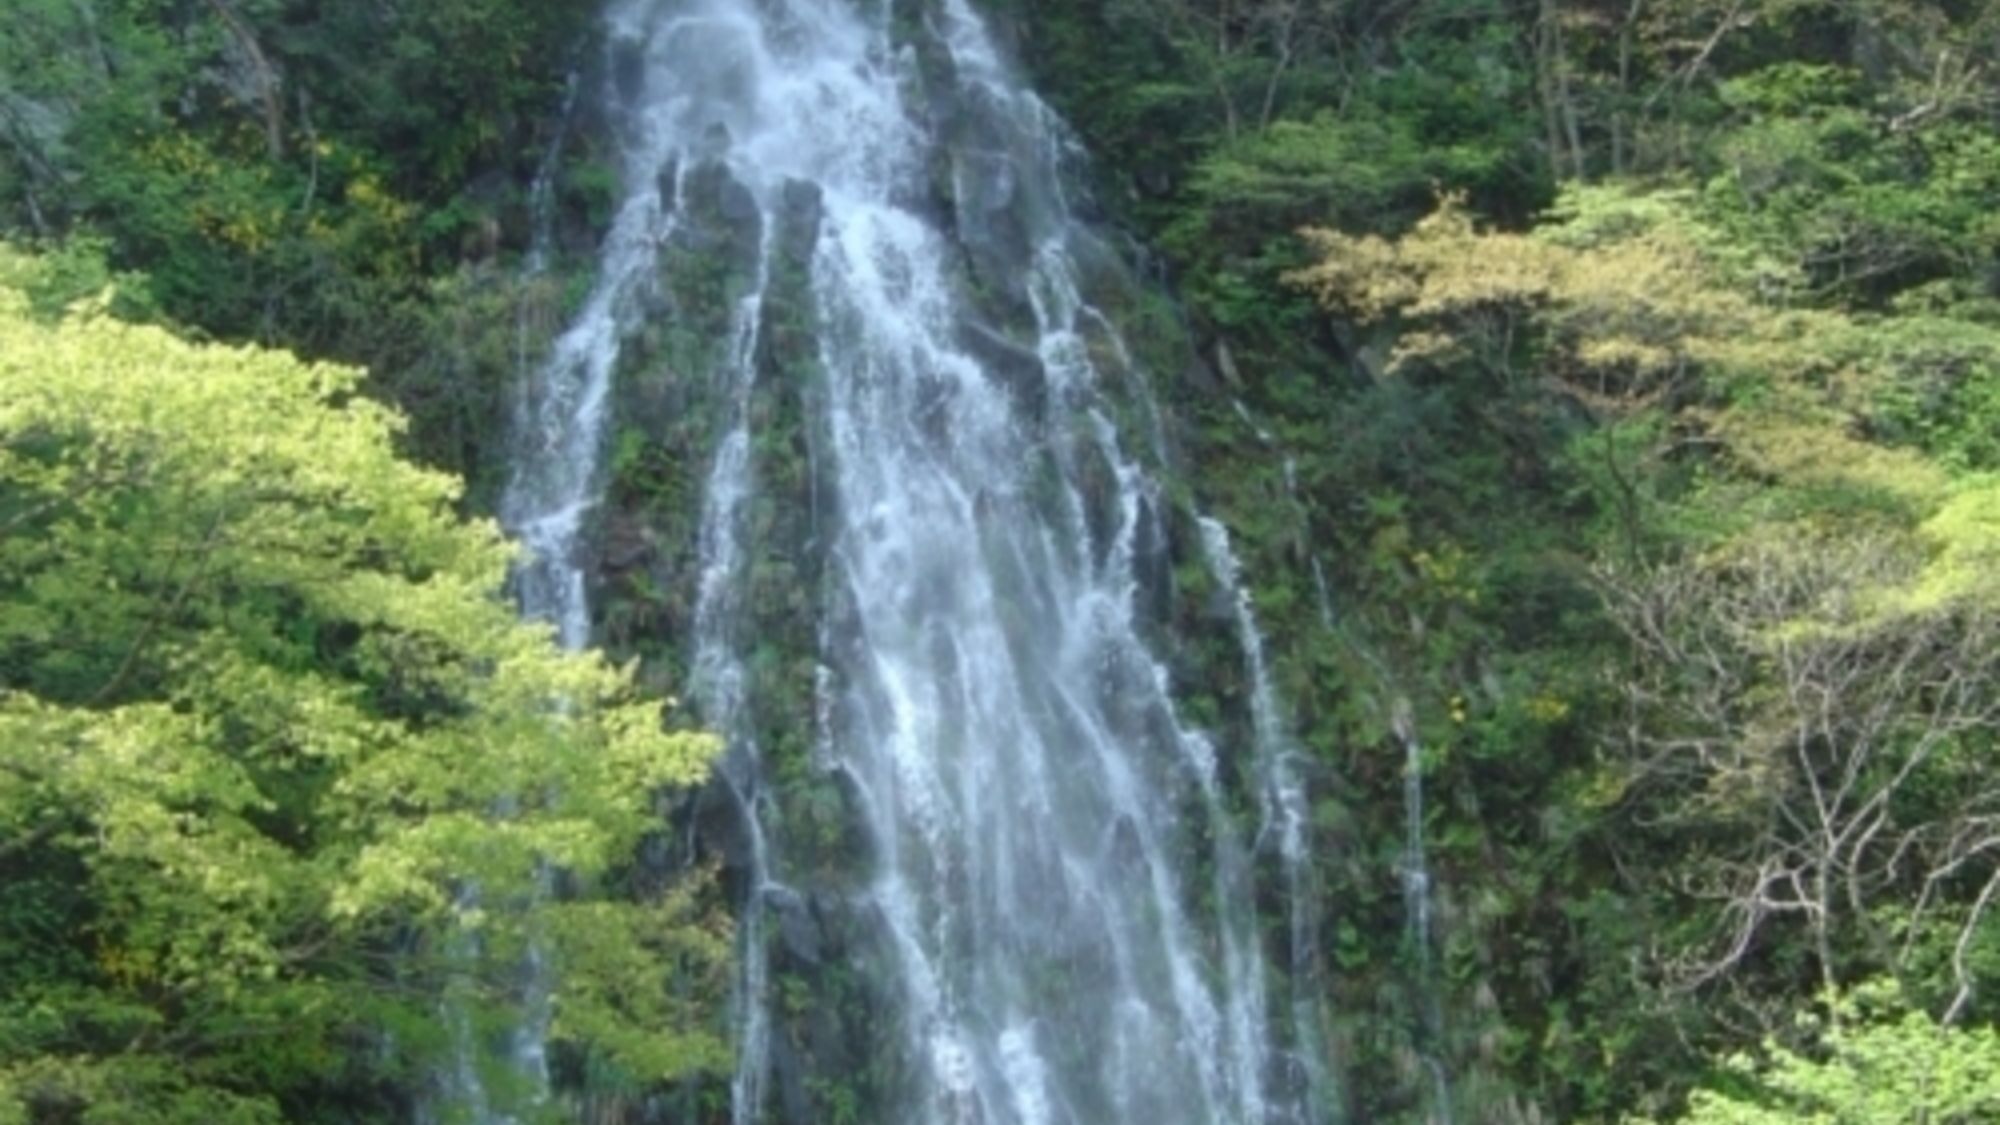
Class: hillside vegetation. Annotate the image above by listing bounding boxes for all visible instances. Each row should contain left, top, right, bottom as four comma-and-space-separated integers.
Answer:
998, 0, 2000, 1119
6, 0, 2000, 1120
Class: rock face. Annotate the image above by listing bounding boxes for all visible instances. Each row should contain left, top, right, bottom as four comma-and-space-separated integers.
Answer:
508, 1, 1337, 1122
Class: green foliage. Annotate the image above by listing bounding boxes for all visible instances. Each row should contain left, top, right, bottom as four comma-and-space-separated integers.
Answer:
0, 0, 593, 477
9, 1, 2000, 1122
1007, 3, 2000, 1122
1700, 67, 2000, 304
0, 247, 726, 1122
1638, 984, 2000, 1125
0, 236, 157, 323
1007, 0, 1549, 356
1174, 101, 1526, 246
1284, 140, 2000, 1118
269, 0, 588, 194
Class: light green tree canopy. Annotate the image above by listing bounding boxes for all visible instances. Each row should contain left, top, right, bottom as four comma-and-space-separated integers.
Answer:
1635, 983, 2000, 1125
0, 247, 726, 1123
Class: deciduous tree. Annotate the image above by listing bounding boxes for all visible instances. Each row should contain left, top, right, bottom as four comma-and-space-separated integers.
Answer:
0, 248, 726, 1123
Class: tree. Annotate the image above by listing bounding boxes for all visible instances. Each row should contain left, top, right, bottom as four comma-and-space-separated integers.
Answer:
1294, 185, 2000, 1028
1635, 981, 2000, 1124
1597, 530, 2000, 1010
0, 247, 727, 1123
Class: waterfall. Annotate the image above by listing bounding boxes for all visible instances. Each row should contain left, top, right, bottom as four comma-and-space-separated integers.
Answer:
1311, 558, 1337, 631
417, 69, 602, 1125
525, 72, 582, 277
1392, 702, 1451, 1125
1198, 518, 1334, 1122
490, 1, 1336, 1120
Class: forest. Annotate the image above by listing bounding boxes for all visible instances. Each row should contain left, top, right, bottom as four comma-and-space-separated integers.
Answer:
4, 0, 2000, 1122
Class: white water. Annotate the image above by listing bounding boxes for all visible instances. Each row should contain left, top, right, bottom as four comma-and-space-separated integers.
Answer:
420, 74, 598, 1124
489, 1, 1337, 1120
1392, 701, 1451, 1125
1391, 704, 1432, 984
1199, 519, 1332, 1120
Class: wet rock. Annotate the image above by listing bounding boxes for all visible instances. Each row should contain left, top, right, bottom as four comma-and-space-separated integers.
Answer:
1181, 350, 1224, 397
764, 885, 823, 966
757, 895, 903, 1123
719, 181, 761, 231
1074, 439, 1122, 571
755, 177, 826, 385
692, 771, 757, 879
777, 177, 824, 238
678, 159, 763, 259
765, 1031, 815, 1125
1132, 495, 1173, 628
956, 316, 1047, 422
699, 120, 732, 160
599, 512, 654, 571
791, 761, 881, 879
610, 33, 647, 104
892, 0, 958, 94
949, 146, 1037, 317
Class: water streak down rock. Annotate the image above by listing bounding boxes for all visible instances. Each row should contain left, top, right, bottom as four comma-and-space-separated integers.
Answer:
504, 1, 1339, 1121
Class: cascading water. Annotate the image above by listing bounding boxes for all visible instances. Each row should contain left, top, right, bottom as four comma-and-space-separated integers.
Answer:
1311, 559, 1337, 631
1199, 519, 1333, 1122
494, 0, 1339, 1120
1392, 702, 1451, 1125
418, 71, 593, 1125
